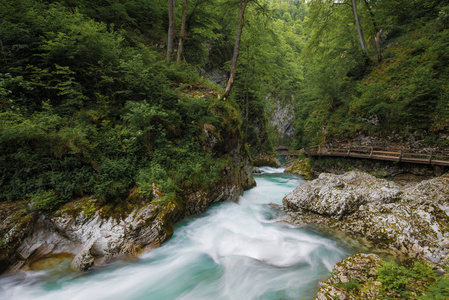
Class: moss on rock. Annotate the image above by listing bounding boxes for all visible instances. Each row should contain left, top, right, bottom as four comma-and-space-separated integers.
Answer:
283, 172, 449, 267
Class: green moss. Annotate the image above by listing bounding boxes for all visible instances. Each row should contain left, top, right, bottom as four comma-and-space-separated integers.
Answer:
81, 200, 97, 217
284, 153, 314, 180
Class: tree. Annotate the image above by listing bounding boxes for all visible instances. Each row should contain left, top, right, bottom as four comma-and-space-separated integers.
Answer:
167, 0, 176, 62
223, 0, 250, 99
351, 0, 367, 54
177, 0, 188, 63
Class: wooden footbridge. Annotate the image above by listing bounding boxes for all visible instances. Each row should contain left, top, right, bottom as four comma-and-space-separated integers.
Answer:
305, 145, 449, 167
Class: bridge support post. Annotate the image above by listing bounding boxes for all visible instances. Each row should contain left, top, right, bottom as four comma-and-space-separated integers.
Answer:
399, 150, 403, 162
429, 151, 433, 164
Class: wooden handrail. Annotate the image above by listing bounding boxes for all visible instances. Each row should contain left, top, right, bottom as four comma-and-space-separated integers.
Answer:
305, 144, 449, 167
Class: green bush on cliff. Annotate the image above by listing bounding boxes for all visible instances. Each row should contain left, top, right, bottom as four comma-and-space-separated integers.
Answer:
418, 274, 449, 300
28, 190, 62, 211
376, 260, 438, 298
335, 279, 360, 292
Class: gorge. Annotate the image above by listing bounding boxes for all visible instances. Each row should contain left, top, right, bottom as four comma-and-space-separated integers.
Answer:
0, 168, 367, 300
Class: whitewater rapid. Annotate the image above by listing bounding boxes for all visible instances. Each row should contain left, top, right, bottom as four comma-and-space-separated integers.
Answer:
0, 168, 355, 300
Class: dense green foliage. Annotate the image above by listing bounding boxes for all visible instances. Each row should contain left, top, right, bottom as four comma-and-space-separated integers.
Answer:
291, 0, 449, 148
2, 0, 448, 209
229, 1, 306, 152
0, 0, 244, 207
0, 0, 312, 209
332, 259, 449, 299
376, 260, 449, 299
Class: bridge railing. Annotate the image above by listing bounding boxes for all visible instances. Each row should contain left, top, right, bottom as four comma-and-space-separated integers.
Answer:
305, 144, 449, 166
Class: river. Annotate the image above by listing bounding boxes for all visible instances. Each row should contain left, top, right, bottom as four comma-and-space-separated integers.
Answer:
0, 167, 359, 300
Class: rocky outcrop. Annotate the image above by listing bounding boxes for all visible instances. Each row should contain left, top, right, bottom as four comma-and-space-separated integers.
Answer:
316, 253, 384, 300
252, 167, 261, 174
4, 199, 180, 273
283, 155, 313, 180
284, 172, 401, 220
252, 153, 281, 167
270, 101, 295, 139
283, 171, 449, 265
182, 158, 255, 217
316, 252, 449, 300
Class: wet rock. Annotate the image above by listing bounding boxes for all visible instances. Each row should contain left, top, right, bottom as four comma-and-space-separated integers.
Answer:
283, 155, 313, 179
283, 172, 449, 266
252, 153, 281, 168
71, 246, 95, 271
284, 172, 401, 220
252, 167, 261, 174
316, 253, 384, 300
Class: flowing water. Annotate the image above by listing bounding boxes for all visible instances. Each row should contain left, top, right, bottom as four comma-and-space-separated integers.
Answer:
0, 168, 359, 300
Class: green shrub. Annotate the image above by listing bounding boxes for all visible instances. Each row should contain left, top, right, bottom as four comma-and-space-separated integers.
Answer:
335, 279, 360, 292
29, 190, 62, 211
418, 275, 449, 300
376, 260, 437, 299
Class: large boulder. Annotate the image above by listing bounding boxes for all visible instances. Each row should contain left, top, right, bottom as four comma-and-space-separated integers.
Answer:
12, 200, 178, 272
283, 172, 401, 220
283, 172, 449, 265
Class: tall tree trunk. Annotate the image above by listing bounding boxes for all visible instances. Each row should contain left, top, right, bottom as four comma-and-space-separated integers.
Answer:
362, 0, 378, 33
351, 0, 367, 53
167, 0, 176, 62
223, 0, 249, 100
245, 43, 250, 142
177, 0, 188, 63
362, 0, 382, 62
375, 29, 383, 62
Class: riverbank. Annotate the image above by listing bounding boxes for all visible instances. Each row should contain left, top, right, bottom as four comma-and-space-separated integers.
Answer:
0, 168, 357, 300
280, 168, 449, 299
0, 155, 255, 274
284, 155, 445, 181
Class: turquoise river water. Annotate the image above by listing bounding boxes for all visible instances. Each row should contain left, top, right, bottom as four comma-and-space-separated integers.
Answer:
0, 167, 360, 300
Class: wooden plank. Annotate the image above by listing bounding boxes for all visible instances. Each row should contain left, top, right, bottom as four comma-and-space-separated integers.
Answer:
372, 151, 401, 155
306, 145, 449, 166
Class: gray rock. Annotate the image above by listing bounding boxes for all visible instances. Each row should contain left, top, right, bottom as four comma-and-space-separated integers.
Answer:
269, 100, 295, 138
283, 171, 449, 266
316, 253, 384, 300
252, 167, 261, 174
283, 172, 401, 220
71, 245, 95, 271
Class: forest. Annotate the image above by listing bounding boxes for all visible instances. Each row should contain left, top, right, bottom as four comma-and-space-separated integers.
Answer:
1, 0, 448, 209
